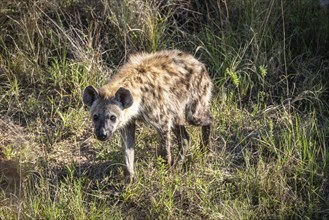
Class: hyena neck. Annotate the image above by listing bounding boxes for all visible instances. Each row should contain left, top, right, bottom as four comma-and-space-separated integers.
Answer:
118, 101, 140, 128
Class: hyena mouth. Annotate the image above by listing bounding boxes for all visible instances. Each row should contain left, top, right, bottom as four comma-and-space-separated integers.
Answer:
97, 136, 110, 141
95, 131, 112, 141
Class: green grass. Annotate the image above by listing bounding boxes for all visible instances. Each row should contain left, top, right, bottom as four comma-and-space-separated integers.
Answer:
1, 0, 329, 219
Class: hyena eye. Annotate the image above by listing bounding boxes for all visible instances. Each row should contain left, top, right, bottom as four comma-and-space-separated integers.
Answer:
93, 114, 99, 121
110, 115, 116, 122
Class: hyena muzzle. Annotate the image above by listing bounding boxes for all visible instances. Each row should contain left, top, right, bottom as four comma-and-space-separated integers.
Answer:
83, 50, 213, 183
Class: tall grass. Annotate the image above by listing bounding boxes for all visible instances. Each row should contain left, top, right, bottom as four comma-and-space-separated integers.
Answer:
1, 0, 329, 219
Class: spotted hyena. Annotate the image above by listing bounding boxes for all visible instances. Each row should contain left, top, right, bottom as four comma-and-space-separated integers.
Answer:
83, 50, 213, 182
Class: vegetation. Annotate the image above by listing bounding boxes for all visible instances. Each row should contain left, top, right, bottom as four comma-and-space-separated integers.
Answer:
1, 0, 329, 219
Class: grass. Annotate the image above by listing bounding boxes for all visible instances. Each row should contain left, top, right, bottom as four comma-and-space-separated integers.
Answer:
1, 0, 329, 219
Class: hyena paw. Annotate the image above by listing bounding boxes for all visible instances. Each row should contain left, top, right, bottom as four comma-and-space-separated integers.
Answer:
125, 175, 135, 184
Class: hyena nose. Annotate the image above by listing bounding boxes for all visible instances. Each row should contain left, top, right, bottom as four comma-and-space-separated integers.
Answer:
97, 129, 108, 141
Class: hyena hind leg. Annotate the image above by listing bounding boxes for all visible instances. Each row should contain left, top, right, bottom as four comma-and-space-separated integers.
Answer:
173, 125, 190, 160
201, 123, 212, 152
201, 112, 213, 152
158, 125, 173, 167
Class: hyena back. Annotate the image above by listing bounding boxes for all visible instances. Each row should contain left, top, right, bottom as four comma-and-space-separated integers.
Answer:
83, 50, 213, 182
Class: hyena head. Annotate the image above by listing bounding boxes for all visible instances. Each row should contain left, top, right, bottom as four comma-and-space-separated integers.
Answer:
83, 86, 133, 141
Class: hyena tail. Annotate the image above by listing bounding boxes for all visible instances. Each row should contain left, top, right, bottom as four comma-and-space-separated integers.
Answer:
186, 100, 213, 127
186, 100, 213, 151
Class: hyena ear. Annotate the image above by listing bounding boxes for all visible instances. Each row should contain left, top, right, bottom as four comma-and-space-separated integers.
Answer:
115, 87, 133, 109
83, 86, 99, 107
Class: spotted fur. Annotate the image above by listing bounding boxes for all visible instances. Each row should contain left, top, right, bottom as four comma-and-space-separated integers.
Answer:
83, 49, 213, 183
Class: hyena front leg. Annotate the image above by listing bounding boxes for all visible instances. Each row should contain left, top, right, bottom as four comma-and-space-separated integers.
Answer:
120, 121, 136, 184
173, 125, 190, 159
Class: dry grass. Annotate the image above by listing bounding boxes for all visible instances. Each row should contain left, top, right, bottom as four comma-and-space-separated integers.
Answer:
1, 0, 329, 219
